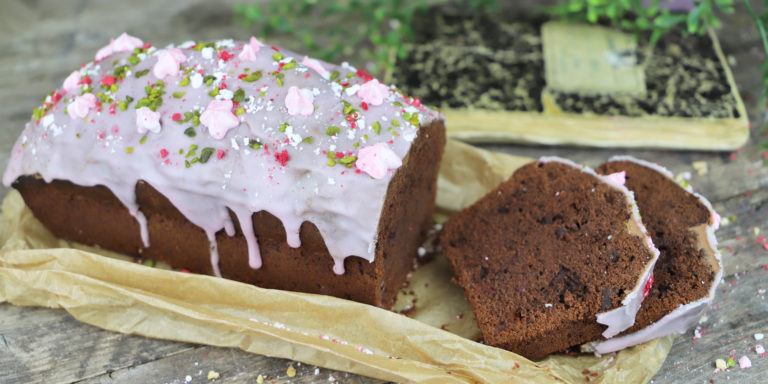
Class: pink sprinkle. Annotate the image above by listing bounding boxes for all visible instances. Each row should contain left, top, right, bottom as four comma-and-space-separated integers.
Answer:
355, 143, 402, 179
200, 99, 240, 139
738, 355, 751, 369
301, 56, 328, 77
239, 37, 263, 62
95, 32, 143, 61
605, 171, 626, 186
136, 107, 162, 134
285, 86, 314, 116
62, 71, 81, 93
356, 79, 389, 106
67, 93, 98, 119
160, 149, 169, 158
153, 48, 187, 79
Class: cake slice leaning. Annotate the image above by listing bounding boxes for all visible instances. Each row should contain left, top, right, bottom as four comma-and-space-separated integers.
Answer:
589, 156, 722, 354
440, 157, 660, 360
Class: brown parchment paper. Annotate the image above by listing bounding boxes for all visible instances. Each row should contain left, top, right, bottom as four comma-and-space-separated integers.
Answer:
0, 139, 672, 384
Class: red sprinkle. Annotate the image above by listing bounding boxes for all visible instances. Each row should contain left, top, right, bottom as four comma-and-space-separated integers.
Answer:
160, 149, 169, 158
100, 76, 116, 86
108, 103, 116, 115
271, 45, 280, 51
335, 152, 344, 158
142, 42, 152, 50
217, 149, 225, 159
79, 77, 92, 85
238, 73, 247, 80
356, 69, 373, 82
171, 113, 181, 121
274, 150, 290, 166
361, 101, 368, 111
218, 50, 235, 62
642, 274, 654, 299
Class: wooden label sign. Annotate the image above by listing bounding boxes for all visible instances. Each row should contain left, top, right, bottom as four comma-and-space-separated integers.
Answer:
542, 21, 646, 96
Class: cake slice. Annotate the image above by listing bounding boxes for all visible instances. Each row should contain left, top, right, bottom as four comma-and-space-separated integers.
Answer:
440, 157, 659, 360
590, 157, 722, 354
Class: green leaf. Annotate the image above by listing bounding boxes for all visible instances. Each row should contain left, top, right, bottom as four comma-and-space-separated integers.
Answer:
687, 5, 703, 33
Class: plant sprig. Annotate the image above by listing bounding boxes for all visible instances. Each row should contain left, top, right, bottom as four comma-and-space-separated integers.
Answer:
234, 0, 498, 83
744, 0, 768, 105
547, 0, 734, 44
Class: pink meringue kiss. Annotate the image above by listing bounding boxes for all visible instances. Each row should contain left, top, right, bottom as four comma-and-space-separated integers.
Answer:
356, 79, 389, 106
200, 99, 241, 139
355, 143, 402, 179
67, 93, 98, 119
135, 107, 162, 134
153, 48, 187, 79
285, 86, 314, 116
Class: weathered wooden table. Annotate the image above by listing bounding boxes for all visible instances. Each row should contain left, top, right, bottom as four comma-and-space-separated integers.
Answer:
1, 1, 766, 382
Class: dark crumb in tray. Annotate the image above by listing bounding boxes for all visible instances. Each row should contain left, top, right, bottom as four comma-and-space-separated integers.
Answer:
394, 7, 739, 119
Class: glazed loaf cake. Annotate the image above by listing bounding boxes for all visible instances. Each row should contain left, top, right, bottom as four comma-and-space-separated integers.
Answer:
590, 157, 722, 353
3, 34, 445, 308
440, 158, 659, 359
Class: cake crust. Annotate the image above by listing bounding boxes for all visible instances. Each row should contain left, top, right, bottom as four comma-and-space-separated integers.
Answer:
13, 120, 445, 308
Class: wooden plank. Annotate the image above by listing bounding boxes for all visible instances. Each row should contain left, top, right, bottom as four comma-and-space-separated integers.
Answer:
653, 265, 768, 382
0, 303, 195, 383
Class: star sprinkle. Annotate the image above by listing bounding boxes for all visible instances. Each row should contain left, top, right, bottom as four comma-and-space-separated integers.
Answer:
153, 48, 187, 79
200, 99, 240, 139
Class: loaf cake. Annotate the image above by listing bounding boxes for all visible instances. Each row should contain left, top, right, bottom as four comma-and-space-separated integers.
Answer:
440, 157, 659, 360
590, 157, 722, 354
3, 34, 445, 308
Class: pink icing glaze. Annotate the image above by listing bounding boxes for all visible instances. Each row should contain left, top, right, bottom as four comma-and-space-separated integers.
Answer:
356, 79, 389, 106
285, 86, 314, 116
136, 107, 161, 134
62, 71, 81, 93
67, 93, 98, 119
200, 99, 240, 139
605, 171, 626, 186
4, 38, 440, 278
355, 143, 402, 179
95, 32, 143, 61
302, 56, 328, 77
153, 48, 187, 79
